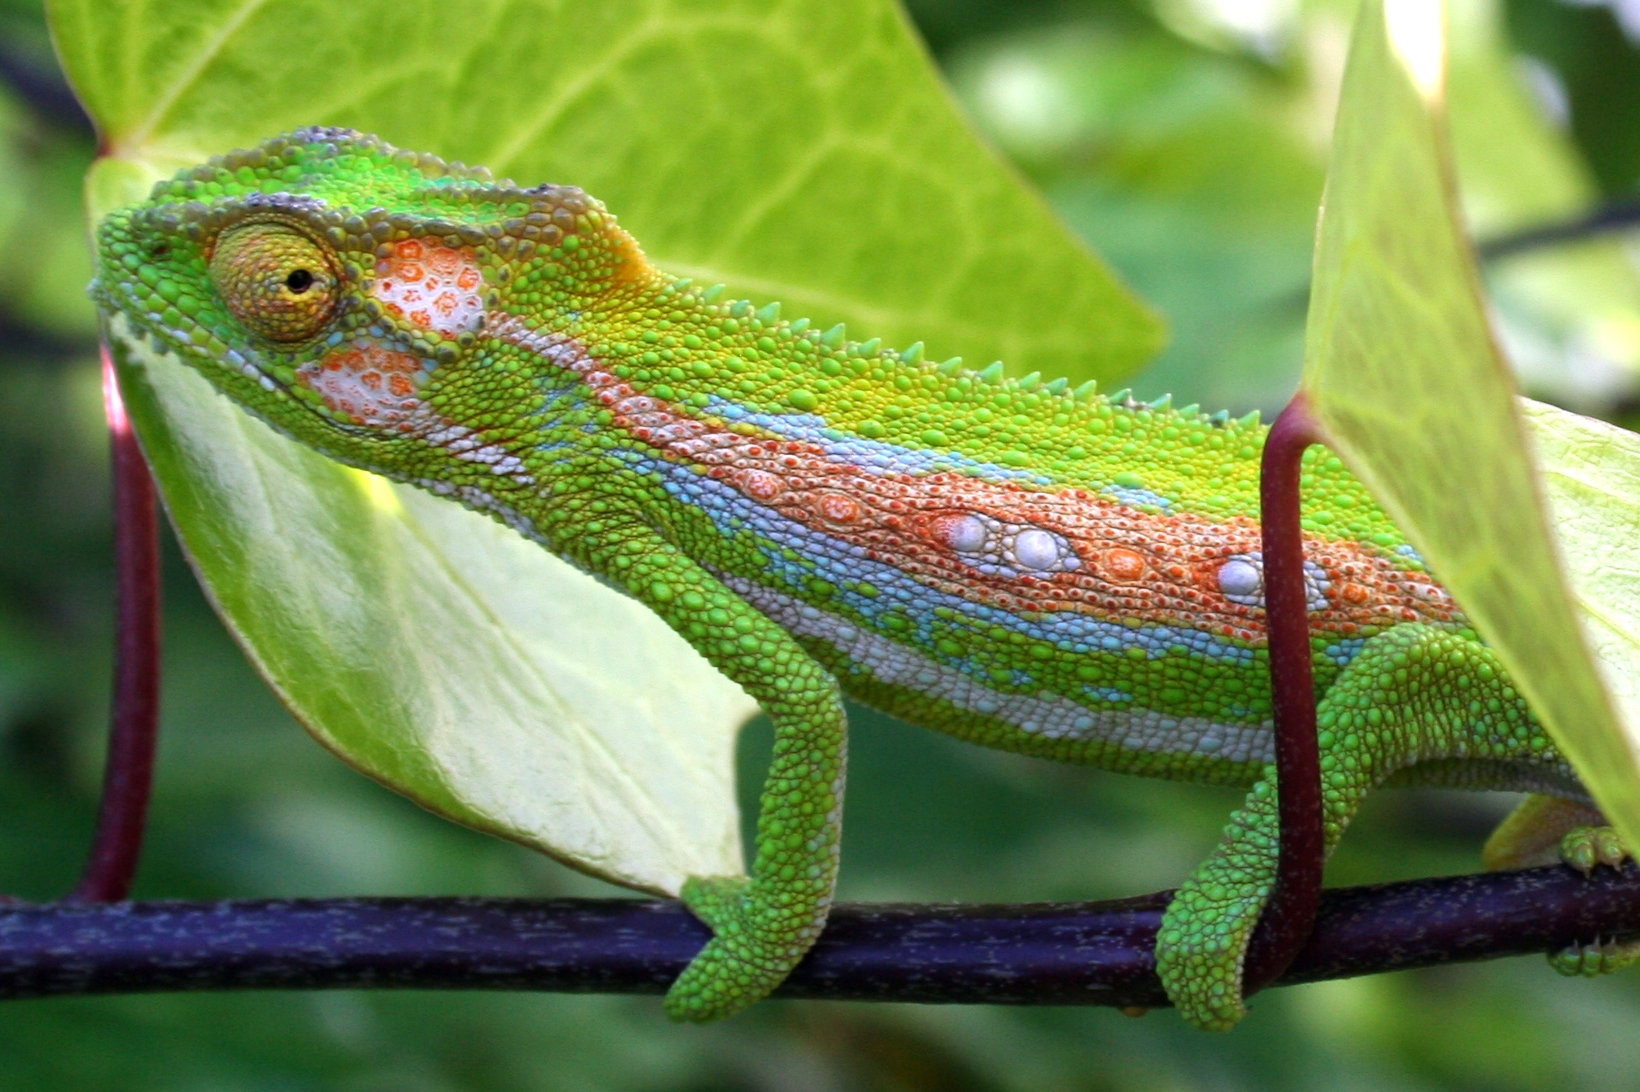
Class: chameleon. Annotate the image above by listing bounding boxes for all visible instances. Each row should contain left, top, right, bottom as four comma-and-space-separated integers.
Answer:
90, 128, 1635, 1031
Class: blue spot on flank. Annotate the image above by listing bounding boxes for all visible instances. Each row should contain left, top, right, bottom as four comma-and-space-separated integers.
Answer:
704, 396, 1051, 484
1324, 638, 1367, 668
1102, 484, 1174, 510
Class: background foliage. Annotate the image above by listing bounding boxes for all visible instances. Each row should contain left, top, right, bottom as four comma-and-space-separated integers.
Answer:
7, 0, 1640, 1089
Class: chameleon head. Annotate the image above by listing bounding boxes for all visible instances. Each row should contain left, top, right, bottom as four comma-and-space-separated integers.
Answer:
91, 127, 653, 474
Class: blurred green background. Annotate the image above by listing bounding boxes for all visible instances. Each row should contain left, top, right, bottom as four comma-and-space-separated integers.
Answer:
7, 0, 1640, 1088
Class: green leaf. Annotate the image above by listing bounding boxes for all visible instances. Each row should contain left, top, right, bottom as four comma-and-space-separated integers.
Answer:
1522, 401, 1640, 794
110, 314, 756, 894
1304, 0, 1640, 844
56, 0, 1161, 380
58, 0, 1157, 893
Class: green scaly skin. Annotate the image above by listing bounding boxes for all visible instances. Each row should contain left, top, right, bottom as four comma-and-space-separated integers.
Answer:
90, 130, 1632, 1030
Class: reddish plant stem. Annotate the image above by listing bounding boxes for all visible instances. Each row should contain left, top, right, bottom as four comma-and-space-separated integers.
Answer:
69, 346, 162, 903
1242, 392, 1326, 992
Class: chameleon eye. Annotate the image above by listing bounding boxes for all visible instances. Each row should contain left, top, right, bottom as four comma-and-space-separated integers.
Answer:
209, 222, 340, 342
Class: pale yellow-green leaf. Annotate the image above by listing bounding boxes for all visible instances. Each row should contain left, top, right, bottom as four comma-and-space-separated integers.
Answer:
109, 313, 755, 895
1304, 0, 1640, 844
1522, 401, 1640, 789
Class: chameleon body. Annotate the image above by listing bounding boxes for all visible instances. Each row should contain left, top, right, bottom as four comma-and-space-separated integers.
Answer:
92, 130, 1626, 1030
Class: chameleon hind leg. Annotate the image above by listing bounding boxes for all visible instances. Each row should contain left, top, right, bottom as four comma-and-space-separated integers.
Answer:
1155, 623, 1549, 1031
582, 524, 848, 1023
1484, 795, 1640, 977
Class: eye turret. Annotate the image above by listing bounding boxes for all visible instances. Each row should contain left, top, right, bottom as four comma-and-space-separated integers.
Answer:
209, 222, 340, 342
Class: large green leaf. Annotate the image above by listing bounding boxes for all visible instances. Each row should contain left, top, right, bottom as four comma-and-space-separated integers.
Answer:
1304, 0, 1640, 845
54, 0, 1159, 893
1522, 400, 1640, 789
57, 0, 1161, 378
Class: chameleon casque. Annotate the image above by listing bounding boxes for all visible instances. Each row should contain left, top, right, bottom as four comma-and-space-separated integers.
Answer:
92, 129, 1634, 1031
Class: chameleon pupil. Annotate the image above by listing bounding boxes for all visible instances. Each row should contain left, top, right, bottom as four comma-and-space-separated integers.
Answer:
285, 269, 314, 293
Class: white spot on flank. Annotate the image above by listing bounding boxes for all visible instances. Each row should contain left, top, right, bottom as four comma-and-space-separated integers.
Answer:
1217, 553, 1331, 612
947, 514, 990, 553
942, 512, 1080, 577
1012, 528, 1060, 571
1218, 558, 1263, 601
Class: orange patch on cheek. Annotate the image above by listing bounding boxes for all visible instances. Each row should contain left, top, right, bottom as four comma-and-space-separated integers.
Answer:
299, 344, 430, 428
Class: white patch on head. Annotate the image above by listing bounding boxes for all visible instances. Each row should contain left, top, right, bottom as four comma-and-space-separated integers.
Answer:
299, 342, 433, 428
372, 238, 485, 337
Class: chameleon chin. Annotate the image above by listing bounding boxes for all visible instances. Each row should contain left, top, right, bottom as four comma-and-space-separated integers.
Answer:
92, 127, 1635, 1031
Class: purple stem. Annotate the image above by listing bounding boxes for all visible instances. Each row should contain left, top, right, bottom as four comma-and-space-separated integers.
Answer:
1242, 393, 1326, 992
69, 346, 162, 904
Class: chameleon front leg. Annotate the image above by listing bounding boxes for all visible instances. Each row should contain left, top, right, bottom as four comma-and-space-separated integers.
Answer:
1156, 623, 1548, 1030
576, 520, 847, 1022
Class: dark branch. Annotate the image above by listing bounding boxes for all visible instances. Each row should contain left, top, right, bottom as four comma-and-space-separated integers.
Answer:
1479, 199, 1640, 261
0, 864, 1636, 1006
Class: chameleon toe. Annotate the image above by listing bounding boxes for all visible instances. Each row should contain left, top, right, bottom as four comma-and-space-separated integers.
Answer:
1550, 937, 1640, 978
1559, 825, 1631, 875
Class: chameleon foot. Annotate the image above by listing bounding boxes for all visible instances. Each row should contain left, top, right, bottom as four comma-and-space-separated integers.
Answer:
1551, 937, 1640, 977
1152, 761, 1295, 1032
1544, 826, 1639, 978
1559, 825, 1630, 875
1155, 853, 1275, 1032
664, 875, 822, 1023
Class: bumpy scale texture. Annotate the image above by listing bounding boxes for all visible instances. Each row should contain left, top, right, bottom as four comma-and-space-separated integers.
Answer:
92, 130, 1629, 1030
